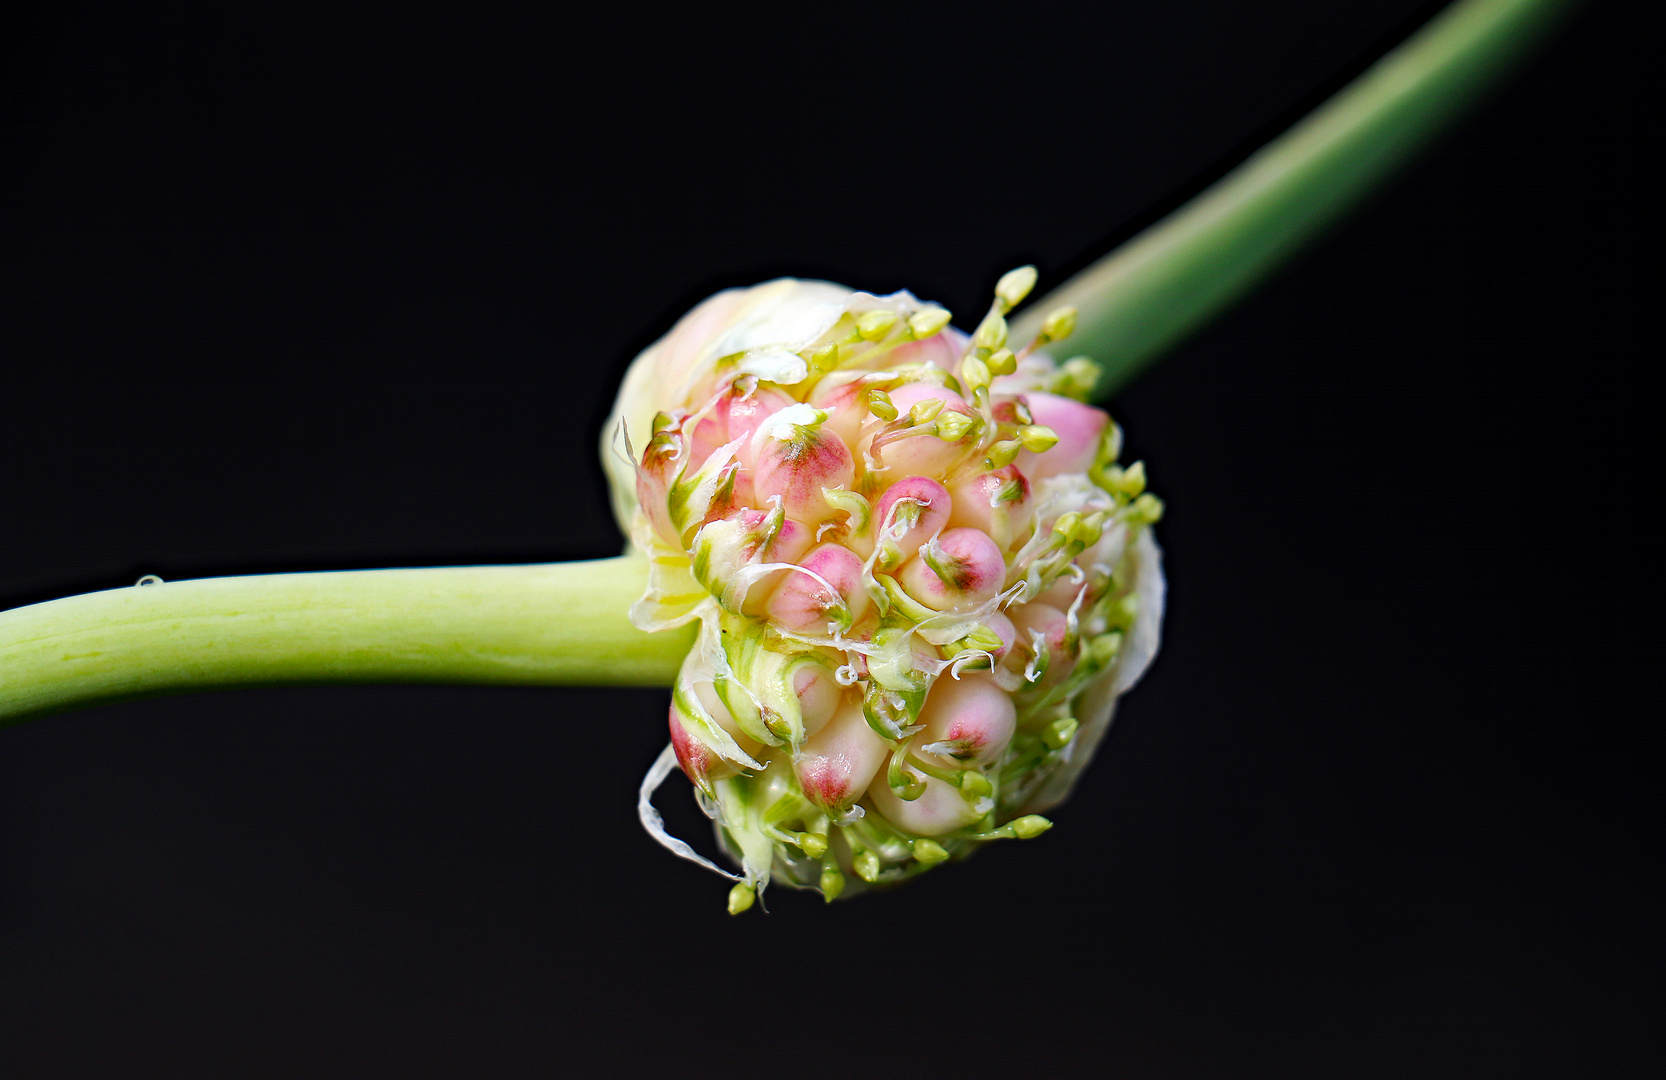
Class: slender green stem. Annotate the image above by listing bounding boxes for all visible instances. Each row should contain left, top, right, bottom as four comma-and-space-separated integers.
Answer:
1011, 0, 1579, 398
0, 0, 1576, 724
0, 556, 688, 727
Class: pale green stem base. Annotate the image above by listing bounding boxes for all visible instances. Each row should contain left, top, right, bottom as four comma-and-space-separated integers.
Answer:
0, 556, 684, 727
1012, 0, 1579, 398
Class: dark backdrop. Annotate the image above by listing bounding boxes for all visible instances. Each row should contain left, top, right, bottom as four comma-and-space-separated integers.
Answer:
1, 1, 1656, 1076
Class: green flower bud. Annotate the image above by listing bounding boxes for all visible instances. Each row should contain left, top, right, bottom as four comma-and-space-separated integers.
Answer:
910, 397, 945, 424
1011, 815, 1053, 839
986, 439, 1022, 469
933, 410, 978, 442
986, 347, 1018, 376
858, 309, 899, 341
995, 265, 1038, 310
1053, 356, 1102, 401
1040, 305, 1078, 342
907, 307, 952, 339
912, 838, 950, 864
973, 312, 1009, 351
1130, 492, 1164, 524
1019, 424, 1060, 453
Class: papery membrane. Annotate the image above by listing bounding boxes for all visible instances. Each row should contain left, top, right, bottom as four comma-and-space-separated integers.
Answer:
638, 744, 741, 881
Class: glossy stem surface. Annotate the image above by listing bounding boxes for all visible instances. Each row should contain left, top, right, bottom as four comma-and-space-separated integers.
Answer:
1011, 0, 1578, 398
1, 556, 689, 726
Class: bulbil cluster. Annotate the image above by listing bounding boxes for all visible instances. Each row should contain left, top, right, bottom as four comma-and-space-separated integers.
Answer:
606, 270, 1164, 912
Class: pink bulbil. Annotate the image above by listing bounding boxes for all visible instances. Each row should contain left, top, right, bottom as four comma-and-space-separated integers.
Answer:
634, 413, 691, 547
765, 542, 871, 635
947, 465, 1033, 551
1005, 601, 1074, 692
668, 681, 763, 788
663, 700, 716, 783
796, 697, 888, 811
750, 406, 856, 525
872, 476, 952, 566
867, 764, 983, 836
667, 703, 722, 787
918, 672, 1016, 766
806, 375, 875, 447
707, 507, 813, 616
897, 527, 1005, 610
689, 380, 795, 473
794, 662, 842, 738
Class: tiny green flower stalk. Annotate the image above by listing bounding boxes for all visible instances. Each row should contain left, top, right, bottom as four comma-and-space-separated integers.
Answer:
606, 273, 1165, 910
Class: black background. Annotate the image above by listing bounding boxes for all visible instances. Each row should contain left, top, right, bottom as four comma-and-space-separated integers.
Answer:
1, 1, 1657, 1076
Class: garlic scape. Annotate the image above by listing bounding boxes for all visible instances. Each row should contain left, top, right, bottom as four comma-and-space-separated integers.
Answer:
0, 0, 1574, 916
612, 272, 1165, 910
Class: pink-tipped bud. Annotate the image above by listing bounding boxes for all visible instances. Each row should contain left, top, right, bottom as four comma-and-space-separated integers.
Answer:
746, 514, 815, 614
867, 764, 983, 836
668, 702, 728, 788
1005, 601, 1075, 692
796, 696, 888, 811
689, 380, 796, 472
917, 672, 1016, 765
868, 383, 978, 479
897, 527, 1005, 610
947, 465, 1034, 551
668, 680, 764, 789
765, 542, 871, 635
751, 404, 856, 525
1013, 392, 1109, 480
873, 476, 953, 568
635, 412, 692, 547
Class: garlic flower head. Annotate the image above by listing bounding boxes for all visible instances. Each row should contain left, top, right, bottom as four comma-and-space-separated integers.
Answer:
606, 272, 1164, 913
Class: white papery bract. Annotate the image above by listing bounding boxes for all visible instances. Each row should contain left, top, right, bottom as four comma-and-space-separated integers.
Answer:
604, 274, 1165, 912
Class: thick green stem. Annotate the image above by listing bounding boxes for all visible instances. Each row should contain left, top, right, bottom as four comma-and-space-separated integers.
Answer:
1, 556, 687, 727
1011, 0, 1578, 397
